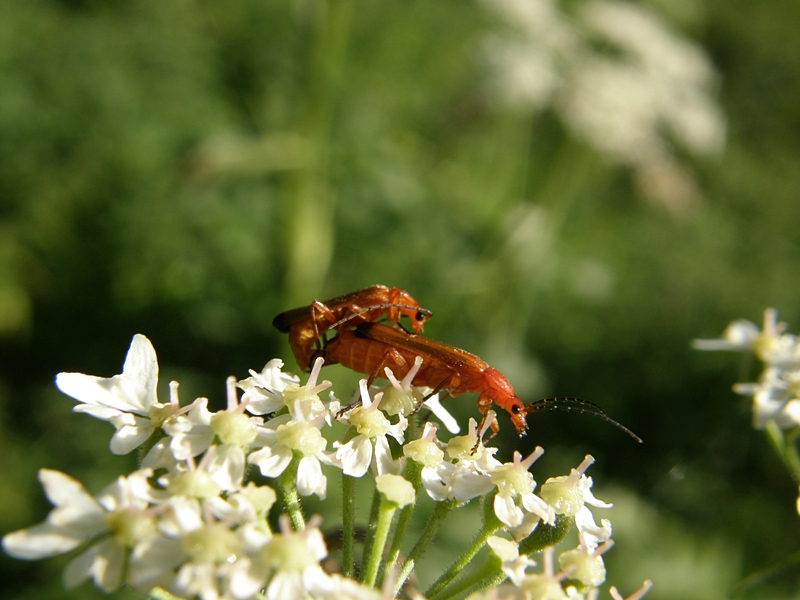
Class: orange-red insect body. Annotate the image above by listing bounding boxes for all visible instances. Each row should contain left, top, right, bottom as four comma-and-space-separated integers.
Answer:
318, 322, 528, 436
272, 285, 432, 371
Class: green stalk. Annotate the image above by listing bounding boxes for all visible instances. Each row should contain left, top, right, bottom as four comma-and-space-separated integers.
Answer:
342, 473, 357, 578
382, 460, 422, 578
276, 455, 305, 530
148, 587, 184, 600
394, 498, 458, 596
362, 497, 398, 587
430, 554, 503, 600
518, 514, 572, 555
359, 486, 383, 582
431, 514, 573, 599
425, 496, 503, 598
766, 421, 800, 483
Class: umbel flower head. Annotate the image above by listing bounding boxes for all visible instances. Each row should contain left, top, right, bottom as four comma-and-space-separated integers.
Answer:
3, 334, 649, 600
694, 308, 800, 429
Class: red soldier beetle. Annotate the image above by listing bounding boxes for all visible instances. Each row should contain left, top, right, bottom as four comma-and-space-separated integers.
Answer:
315, 321, 527, 437
272, 285, 433, 371
317, 322, 641, 442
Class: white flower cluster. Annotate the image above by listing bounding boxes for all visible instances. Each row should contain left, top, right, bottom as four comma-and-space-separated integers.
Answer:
3, 334, 649, 600
694, 308, 800, 429
695, 308, 800, 517
483, 0, 726, 210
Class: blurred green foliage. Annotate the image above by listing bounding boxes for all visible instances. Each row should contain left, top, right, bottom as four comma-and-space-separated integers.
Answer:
1, 0, 800, 598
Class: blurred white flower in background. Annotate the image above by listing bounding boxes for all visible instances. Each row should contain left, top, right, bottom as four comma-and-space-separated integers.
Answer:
484, 0, 726, 213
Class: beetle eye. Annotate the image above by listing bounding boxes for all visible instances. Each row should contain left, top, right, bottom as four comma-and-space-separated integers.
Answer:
512, 404, 521, 414
416, 311, 426, 321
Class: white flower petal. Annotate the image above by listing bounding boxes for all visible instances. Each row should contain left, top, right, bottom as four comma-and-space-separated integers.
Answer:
581, 478, 612, 508
140, 438, 177, 471
574, 507, 612, 549
373, 435, 405, 476
39, 469, 98, 511
248, 446, 293, 478
63, 538, 125, 592
450, 467, 494, 502
423, 394, 461, 434
494, 493, 524, 528
121, 334, 159, 406
266, 571, 304, 600
39, 471, 106, 534
128, 534, 184, 591
3, 522, 86, 559
522, 492, 556, 524
56, 373, 130, 411
507, 510, 543, 542
95, 469, 154, 512
71, 403, 124, 421
166, 400, 215, 459
228, 556, 269, 600
296, 456, 327, 499
207, 444, 245, 491
421, 467, 451, 502
56, 335, 159, 416
109, 418, 155, 455
336, 436, 373, 478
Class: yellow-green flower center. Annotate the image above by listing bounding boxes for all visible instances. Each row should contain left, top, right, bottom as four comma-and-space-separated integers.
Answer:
282, 384, 325, 416
275, 421, 326, 456
239, 482, 278, 517
104, 509, 156, 546
520, 574, 568, 600
540, 476, 584, 516
167, 470, 221, 500
148, 403, 179, 427
491, 464, 534, 497
181, 523, 240, 564
446, 435, 483, 461
210, 411, 258, 446
263, 534, 318, 572
558, 548, 606, 587
378, 385, 421, 416
404, 438, 444, 468
348, 406, 390, 438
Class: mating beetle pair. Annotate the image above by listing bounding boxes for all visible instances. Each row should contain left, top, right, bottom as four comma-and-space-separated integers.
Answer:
272, 284, 639, 442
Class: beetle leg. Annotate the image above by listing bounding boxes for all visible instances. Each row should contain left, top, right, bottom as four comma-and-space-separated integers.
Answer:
336, 347, 410, 419
309, 300, 337, 350
366, 347, 408, 387
411, 377, 454, 416
472, 393, 499, 453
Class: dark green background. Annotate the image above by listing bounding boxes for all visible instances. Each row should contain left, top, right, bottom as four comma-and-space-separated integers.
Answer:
2, 0, 800, 598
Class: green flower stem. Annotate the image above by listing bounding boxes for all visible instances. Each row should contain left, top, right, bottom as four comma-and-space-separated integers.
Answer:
424, 496, 503, 598
394, 498, 458, 596
359, 487, 383, 582
362, 497, 398, 588
766, 421, 800, 484
340, 426, 361, 577
473, 570, 509, 596
383, 460, 423, 577
149, 587, 184, 600
429, 554, 503, 600
276, 455, 305, 530
518, 514, 572, 555
432, 514, 573, 599
342, 473, 357, 578
731, 547, 800, 597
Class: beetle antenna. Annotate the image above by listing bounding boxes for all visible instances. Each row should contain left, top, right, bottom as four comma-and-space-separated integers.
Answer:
525, 397, 642, 443
527, 396, 608, 414
329, 304, 433, 330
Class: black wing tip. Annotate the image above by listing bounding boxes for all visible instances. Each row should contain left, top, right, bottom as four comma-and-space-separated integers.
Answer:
272, 312, 293, 332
